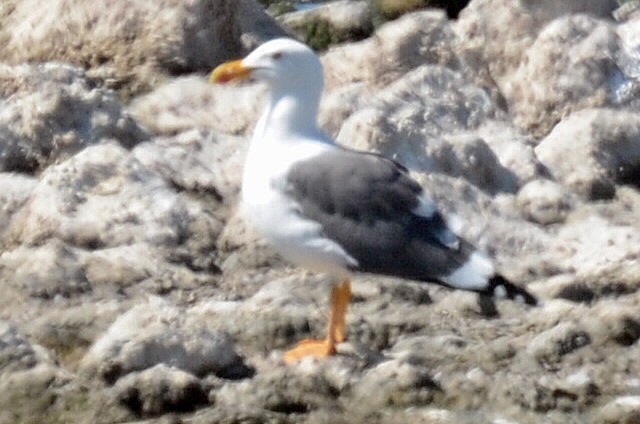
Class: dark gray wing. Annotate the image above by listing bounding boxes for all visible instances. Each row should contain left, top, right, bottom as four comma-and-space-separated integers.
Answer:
284, 148, 468, 282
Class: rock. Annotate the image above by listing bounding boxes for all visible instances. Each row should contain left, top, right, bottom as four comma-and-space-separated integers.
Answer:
128, 76, 266, 136
436, 133, 519, 194
23, 301, 125, 366
322, 10, 460, 89
336, 65, 505, 189
0, 241, 90, 300
191, 406, 286, 424
516, 179, 575, 225
432, 290, 498, 319
454, 0, 619, 110
535, 108, 640, 199
81, 244, 156, 288
544, 214, 640, 286
81, 299, 248, 383
0, 322, 96, 423
372, 0, 471, 20
0, 0, 287, 96
0, 321, 53, 373
597, 396, 640, 424
0, 173, 38, 239
189, 275, 328, 353
133, 129, 246, 203
114, 364, 208, 416
349, 356, 442, 410
6, 143, 223, 263
527, 322, 591, 366
0, 364, 76, 422
517, 370, 599, 413
614, 1, 640, 22
318, 82, 369, 138
391, 334, 469, 368
472, 121, 543, 187
214, 366, 342, 416
0, 63, 147, 174
454, 0, 640, 138
579, 301, 640, 347
277, 1, 373, 51
506, 15, 635, 137
615, 14, 640, 109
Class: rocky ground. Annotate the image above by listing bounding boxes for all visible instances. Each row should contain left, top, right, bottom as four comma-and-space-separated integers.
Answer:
1, 0, 640, 423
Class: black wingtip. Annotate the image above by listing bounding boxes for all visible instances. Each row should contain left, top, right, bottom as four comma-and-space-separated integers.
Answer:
484, 275, 538, 306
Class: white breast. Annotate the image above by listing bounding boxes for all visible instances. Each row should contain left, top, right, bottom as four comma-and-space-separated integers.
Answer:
241, 136, 357, 277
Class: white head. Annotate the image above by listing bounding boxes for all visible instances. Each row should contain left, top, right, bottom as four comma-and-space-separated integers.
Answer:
211, 38, 323, 96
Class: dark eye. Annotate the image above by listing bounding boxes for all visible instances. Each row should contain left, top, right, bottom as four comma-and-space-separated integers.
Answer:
272, 52, 283, 60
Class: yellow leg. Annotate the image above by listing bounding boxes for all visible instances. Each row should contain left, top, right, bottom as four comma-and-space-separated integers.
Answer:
334, 280, 351, 343
283, 279, 351, 364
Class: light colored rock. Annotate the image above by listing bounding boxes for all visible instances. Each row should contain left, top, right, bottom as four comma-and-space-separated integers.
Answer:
133, 129, 247, 202
130, 10, 459, 141
350, 356, 441, 409
189, 275, 328, 352
81, 299, 246, 383
81, 244, 156, 288
527, 321, 591, 365
391, 334, 469, 367
454, 1, 640, 138
128, 76, 266, 137
6, 143, 223, 257
318, 81, 369, 138
0, 173, 38, 238
472, 121, 542, 186
585, 302, 640, 346
0, 63, 146, 173
538, 214, 640, 296
214, 365, 342, 417
506, 15, 634, 137
592, 185, 640, 227
614, 14, 640, 108
0, 321, 54, 373
0, 241, 90, 300
114, 364, 207, 416
277, 0, 373, 50
516, 179, 575, 225
23, 301, 125, 365
454, 0, 618, 104
565, 217, 640, 280
191, 406, 285, 424
614, 0, 640, 22
336, 65, 505, 186
322, 10, 460, 89
517, 370, 599, 412
535, 108, 640, 199
436, 133, 519, 194
597, 395, 640, 424
0, 0, 287, 96
0, 364, 77, 423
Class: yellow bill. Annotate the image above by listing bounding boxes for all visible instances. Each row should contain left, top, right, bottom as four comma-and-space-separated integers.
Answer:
210, 59, 252, 84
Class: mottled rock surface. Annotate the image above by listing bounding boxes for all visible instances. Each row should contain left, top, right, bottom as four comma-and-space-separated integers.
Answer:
0, 0, 287, 96
277, 0, 373, 50
0, 63, 147, 173
0, 0, 639, 423
535, 108, 640, 199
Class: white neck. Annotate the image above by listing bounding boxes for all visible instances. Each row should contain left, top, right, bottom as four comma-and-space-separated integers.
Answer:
253, 82, 324, 143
